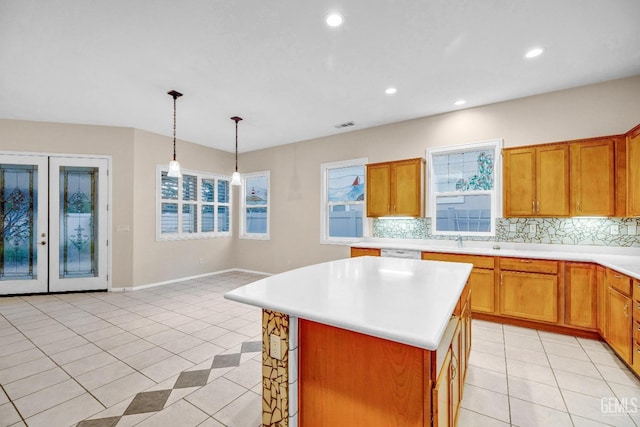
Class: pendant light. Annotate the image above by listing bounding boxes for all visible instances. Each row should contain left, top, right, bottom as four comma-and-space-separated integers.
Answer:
167, 90, 183, 178
230, 116, 243, 186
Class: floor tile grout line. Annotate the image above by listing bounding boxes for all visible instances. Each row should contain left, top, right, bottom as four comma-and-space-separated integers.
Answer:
0, 382, 27, 426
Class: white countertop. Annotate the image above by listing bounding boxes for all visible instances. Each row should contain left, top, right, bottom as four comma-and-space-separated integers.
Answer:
352, 239, 640, 280
224, 256, 472, 351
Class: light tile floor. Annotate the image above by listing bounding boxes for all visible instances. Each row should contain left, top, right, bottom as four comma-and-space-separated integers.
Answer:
0, 272, 639, 426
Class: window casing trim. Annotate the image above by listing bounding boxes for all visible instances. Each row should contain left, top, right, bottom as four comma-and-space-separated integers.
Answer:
156, 165, 232, 241
239, 171, 270, 240
320, 157, 368, 245
427, 139, 503, 237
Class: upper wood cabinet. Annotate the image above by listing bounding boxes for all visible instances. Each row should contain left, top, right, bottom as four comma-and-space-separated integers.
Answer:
503, 144, 569, 217
627, 124, 640, 216
366, 158, 424, 217
570, 138, 615, 216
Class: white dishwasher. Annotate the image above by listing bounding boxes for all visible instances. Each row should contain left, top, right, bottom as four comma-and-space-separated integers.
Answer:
380, 248, 421, 259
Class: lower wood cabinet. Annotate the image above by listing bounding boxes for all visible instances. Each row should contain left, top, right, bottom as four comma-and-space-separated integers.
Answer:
350, 247, 381, 257
499, 270, 558, 323
565, 262, 597, 329
606, 286, 632, 364
422, 252, 495, 315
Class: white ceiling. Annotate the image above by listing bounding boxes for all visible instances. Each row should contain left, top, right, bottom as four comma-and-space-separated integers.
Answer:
1, 0, 639, 153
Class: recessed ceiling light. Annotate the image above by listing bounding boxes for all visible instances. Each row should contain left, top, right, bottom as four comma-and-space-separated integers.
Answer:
326, 13, 343, 27
525, 47, 544, 59
385, 87, 397, 95
454, 99, 466, 106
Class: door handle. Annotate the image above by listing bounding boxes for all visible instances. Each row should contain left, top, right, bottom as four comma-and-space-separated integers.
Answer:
40, 241, 47, 246
624, 303, 629, 318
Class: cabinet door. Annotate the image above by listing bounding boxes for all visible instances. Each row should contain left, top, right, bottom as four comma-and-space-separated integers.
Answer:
499, 271, 558, 323
470, 268, 495, 314
432, 349, 452, 427
392, 159, 422, 216
537, 144, 569, 216
450, 325, 462, 427
565, 263, 597, 329
366, 162, 391, 217
628, 125, 640, 216
503, 147, 536, 217
606, 287, 632, 364
570, 139, 615, 216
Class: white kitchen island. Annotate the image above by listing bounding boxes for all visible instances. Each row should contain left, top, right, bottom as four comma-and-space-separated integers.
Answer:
225, 256, 473, 427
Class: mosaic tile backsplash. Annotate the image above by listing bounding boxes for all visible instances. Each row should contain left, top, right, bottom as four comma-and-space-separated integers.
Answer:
373, 217, 640, 247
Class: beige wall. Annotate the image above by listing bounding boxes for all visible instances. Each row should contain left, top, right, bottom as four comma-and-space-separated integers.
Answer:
0, 119, 136, 287
235, 75, 640, 273
2, 75, 639, 285
131, 129, 237, 286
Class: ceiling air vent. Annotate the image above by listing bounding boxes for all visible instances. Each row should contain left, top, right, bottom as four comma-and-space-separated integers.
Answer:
334, 121, 355, 129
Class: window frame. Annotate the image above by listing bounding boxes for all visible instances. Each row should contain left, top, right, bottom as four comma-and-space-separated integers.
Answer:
239, 170, 270, 240
320, 157, 368, 245
156, 165, 232, 241
427, 139, 503, 237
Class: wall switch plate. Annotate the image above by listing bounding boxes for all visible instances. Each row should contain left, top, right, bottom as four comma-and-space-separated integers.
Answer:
628, 225, 637, 236
611, 225, 619, 235
529, 224, 536, 233
270, 334, 282, 360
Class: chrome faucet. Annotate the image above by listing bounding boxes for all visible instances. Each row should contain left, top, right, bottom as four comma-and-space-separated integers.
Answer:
456, 235, 463, 248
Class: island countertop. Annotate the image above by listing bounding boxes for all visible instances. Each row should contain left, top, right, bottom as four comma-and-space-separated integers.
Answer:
224, 256, 472, 351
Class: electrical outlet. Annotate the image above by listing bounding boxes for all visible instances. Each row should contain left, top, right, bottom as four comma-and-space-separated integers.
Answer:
509, 224, 517, 232
610, 225, 619, 235
529, 224, 536, 233
628, 225, 637, 236
199, 258, 205, 264
270, 334, 282, 360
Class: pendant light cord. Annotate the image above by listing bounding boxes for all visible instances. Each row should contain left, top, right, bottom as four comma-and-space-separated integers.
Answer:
231, 116, 243, 173
172, 95, 177, 161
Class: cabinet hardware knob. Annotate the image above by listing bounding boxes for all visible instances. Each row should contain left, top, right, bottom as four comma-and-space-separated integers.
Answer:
520, 260, 533, 263
577, 201, 581, 212
536, 201, 539, 213
500, 274, 504, 286
624, 303, 630, 318
614, 274, 622, 279
40, 241, 46, 246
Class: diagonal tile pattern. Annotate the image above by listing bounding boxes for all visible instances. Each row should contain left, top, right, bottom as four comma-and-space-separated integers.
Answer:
1, 271, 640, 426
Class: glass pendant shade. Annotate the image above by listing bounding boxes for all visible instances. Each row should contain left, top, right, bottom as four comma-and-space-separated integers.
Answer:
168, 159, 182, 178
231, 171, 241, 186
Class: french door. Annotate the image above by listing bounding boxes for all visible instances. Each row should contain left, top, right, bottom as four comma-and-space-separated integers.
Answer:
0, 154, 109, 295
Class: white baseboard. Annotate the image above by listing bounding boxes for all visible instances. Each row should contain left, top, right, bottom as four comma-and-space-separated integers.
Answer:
111, 268, 272, 292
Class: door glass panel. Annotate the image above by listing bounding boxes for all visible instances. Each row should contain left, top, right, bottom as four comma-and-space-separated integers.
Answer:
0, 164, 37, 280
59, 167, 98, 278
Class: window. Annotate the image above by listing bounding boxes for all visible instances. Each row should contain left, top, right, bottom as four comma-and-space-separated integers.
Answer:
157, 166, 231, 240
240, 171, 270, 239
428, 140, 502, 236
320, 158, 367, 244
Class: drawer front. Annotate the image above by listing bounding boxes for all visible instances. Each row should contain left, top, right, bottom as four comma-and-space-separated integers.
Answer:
499, 257, 558, 274
606, 269, 632, 297
635, 300, 640, 322
350, 247, 381, 257
634, 280, 640, 302
634, 321, 640, 344
422, 252, 494, 269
